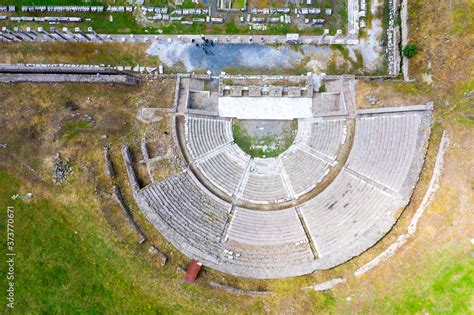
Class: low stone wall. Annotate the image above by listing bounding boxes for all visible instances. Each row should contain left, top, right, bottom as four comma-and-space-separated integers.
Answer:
0, 73, 139, 85
386, 0, 402, 76
0, 63, 140, 84
103, 145, 115, 178
112, 185, 147, 244
355, 75, 399, 81
208, 281, 273, 297
121, 145, 141, 193
0, 63, 121, 74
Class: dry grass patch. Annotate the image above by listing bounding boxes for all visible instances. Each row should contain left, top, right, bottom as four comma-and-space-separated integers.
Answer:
408, 0, 473, 99
0, 42, 160, 66
356, 80, 432, 109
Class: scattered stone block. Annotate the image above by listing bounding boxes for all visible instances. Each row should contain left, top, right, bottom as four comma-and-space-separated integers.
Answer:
103, 145, 115, 178
366, 95, 378, 105
148, 245, 168, 266
53, 153, 72, 184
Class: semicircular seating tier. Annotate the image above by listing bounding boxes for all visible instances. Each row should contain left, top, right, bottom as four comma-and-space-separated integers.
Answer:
132, 110, 433, 279
184, 116, 348, 204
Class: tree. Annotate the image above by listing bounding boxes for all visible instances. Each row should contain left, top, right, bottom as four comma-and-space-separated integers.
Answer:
402, 44, 418, 58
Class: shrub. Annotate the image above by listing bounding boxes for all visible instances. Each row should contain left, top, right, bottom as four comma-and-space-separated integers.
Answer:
402, 44, 418, 58
64, 100, 79, 112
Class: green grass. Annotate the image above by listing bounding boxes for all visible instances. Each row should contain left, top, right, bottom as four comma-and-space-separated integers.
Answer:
231, 0, 245, 9
440, 79, 474, 128
144, 0, 169, 6
451, 1, 474, 35
367, 247, 474, 314
161, 21, 207, 35
178, 0, 199, 9
332, 44, 349, 57
0, 170, 167, 313
381, 0, 391, 45
90, 12, 145, 34
224, 21, 240, 34
232, 120, 297, 158
394, 82, 421, 94
59, 120, 93, 140
336, 0, 348, 32
266, 23, 300, 35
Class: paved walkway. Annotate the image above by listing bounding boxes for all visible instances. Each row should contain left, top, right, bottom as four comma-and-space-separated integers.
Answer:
0, 27, 360, 45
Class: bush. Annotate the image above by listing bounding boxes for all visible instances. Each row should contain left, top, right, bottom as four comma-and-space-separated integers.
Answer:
402, 44, 418, 58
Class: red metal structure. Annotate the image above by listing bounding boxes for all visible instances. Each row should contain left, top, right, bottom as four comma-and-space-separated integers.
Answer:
183, 259, 202, 283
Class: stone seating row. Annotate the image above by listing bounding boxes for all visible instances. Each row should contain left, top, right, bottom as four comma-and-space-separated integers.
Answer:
223, 207, 314, 269
238, 158, 290, 203
136, 171, 315, 277
346, 112, 426, 193
198, 145, 333, 203
132, 110, 432, 278
299, 170, 400, 266
279, 146, 331, 198
296, 118, 346, 159
186, 116, 345, 203
139, 171, 229, 261
226, 207, 308, 246
136, 167, 403, 277
185, 116, 233, 159
221, 242, 315, 270
198, 143, 250, 196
